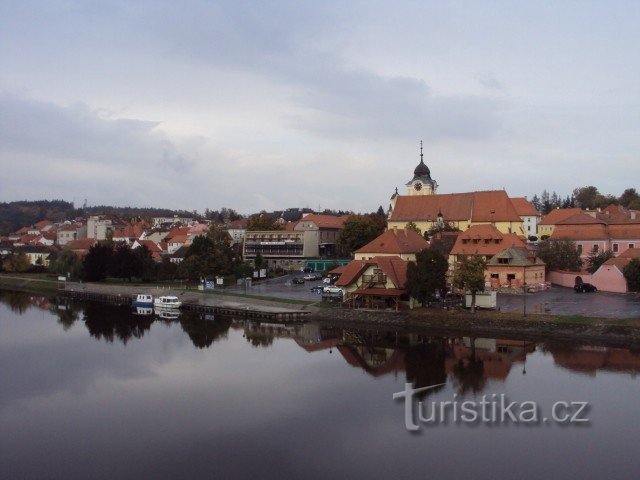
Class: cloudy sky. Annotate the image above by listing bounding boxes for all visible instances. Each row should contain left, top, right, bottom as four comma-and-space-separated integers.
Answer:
1, 1, 638, 214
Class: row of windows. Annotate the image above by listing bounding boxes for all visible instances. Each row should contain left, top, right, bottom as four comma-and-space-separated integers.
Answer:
577, 243, 635, 254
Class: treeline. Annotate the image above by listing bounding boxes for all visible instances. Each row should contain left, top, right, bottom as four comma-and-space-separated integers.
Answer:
531, 187, 639, 214
50, 230, 252, 283
0, 199, 201, 234
0, 200, 77, 234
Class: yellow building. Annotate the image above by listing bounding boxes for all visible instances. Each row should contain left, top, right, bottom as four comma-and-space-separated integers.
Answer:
387, 148, 525, 236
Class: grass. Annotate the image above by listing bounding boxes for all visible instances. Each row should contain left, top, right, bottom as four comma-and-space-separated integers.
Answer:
551, 315, 597, 325
199, 289, 314, 306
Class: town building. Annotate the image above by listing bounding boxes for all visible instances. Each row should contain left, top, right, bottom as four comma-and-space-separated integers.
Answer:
485, 247, 546, 290
226, 218, 248, 245
354, 228, 429, 261
334, 256, 409, 311
510, 197, 540, 239
243, 230, 319, 270
590, 248, 640, 293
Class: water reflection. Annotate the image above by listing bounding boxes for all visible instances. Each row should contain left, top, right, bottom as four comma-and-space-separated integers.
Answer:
2, 291, 640, 386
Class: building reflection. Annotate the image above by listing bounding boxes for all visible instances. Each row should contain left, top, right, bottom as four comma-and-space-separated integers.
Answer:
544, 343, 640, 377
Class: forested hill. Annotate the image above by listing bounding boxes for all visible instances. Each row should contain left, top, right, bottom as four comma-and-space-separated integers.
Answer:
0, 200, 196, 234
0, 200, 77, 234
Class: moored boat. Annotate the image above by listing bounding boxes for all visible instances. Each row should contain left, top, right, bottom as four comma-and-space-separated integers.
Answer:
154, 295, 182, 309
132, 294, 153, 307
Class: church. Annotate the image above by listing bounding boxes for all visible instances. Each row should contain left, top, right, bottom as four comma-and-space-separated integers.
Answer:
387, 144, 526, 236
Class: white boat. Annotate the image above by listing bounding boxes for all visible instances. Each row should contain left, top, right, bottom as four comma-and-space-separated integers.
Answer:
156, 310, 180, 320
154, 295, 182, 309
132, 294, 153, 307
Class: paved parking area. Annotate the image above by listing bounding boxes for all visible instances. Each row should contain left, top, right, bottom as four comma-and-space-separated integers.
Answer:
224, 274, 326, 301
223, 274, 640, 319
498, 287, 640, 319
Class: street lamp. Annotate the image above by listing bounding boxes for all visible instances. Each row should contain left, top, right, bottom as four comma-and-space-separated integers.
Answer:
523, 265, 527, 317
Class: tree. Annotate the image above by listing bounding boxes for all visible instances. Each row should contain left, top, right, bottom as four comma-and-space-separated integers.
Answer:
531, 194, 542, 213
134, 245, 156, 282
586, 248, 615, 274
405, 249, 448, 306
246, 213, 281, 231
2, 252, 31, 273
108, 243, 142, 281
405, 221, 422, 236
536, 239, 583, 272
376, 205, 386, 217
623, 258, 640, 292
425, 220, 460, 239
573, 186, 600, 209
51, 249, 83, 279
337, 214, 386, 254
178, 233, 235, 281
619, 188, 640, 208
452, 256, 486, 313
82, 243, 114, 281
254, 252, 265, 270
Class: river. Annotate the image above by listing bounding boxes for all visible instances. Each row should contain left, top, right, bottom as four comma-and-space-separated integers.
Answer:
1, 290, 639, 479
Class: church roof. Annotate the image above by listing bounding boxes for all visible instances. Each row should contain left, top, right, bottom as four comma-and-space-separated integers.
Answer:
389, 190, 521, 223
355, 228, 429, 255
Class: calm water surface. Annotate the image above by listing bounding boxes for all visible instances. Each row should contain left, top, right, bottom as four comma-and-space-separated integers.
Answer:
1, 291, 639, 479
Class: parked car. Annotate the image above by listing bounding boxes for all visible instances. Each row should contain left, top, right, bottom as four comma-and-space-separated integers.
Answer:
323, 285, 343, 295
322, 277, 332, 284
574, 283, 597, 293
304, 273, 322, 281
292, 277, 305, 285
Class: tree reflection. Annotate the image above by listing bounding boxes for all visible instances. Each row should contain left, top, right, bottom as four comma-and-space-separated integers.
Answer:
404, 341, 447, 400
451, 338, 486, 395
49, 299, 80, 331
0, 291, 34, 314
83, 303, 154, 344
179, 312, 232, 349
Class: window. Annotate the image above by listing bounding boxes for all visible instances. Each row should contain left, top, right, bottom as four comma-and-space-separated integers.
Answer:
498, 258, 509, 264
630, 244, 635, 249
577, 244, 583, 254
490, 274, 499, 279
613, 243, 619, 253
593, 244, 599, 253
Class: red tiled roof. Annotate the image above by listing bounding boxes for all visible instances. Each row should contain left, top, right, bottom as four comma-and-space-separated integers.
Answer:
602, 248, 640, 271
136, 240, 162, 253
451, 224, 526, 256
355, 228, 429, 255
539, 208, 583, 226
298, 214, 350, 229
229, 219, 248, 229
551, 224, 609, 240
557, 213, 606, 225
35, 220, 53, 229
335, 256, 408, 289
65, 238, 97, 250
389, 190, 521, 223
168, 234, 188, 244
58, 224, 79, 232
606, 224, 640, 240
510, 197, 539, 217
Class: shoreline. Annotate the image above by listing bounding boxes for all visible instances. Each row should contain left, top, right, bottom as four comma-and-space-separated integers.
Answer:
2, 275, 640, 348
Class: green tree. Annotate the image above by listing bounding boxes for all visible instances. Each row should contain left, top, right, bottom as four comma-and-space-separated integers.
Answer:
619, 188, 640, 208
405, 248, 449, 306
425, 220, 460, 239
178, 233, 235, 281
337, 214, 386, 254
2, 252, 31, 273
405, 221, 422, 236
254, 252, 265, 270
134, 245, 157, 282
246, 213, 281, 231
537, 239, 583, 272
586, 248, 615, 274
108, 243, 142, 281
82, 243, 114, 281
452, 256, 486, 313
623, 258, 640, 292
51, 249, 83, 279
573, 186, 600, 209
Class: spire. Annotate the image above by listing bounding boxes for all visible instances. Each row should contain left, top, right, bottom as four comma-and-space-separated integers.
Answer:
420, 140, 423, 162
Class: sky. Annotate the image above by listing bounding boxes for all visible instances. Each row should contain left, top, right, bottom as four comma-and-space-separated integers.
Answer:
1, 0, 639, 214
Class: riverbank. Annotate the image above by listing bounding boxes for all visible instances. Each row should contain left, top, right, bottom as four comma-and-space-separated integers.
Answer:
313, 307, 640, 349
2, 274, 640, 347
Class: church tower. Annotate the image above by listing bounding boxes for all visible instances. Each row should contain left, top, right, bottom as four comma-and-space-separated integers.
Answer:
406, 141, 437, 196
